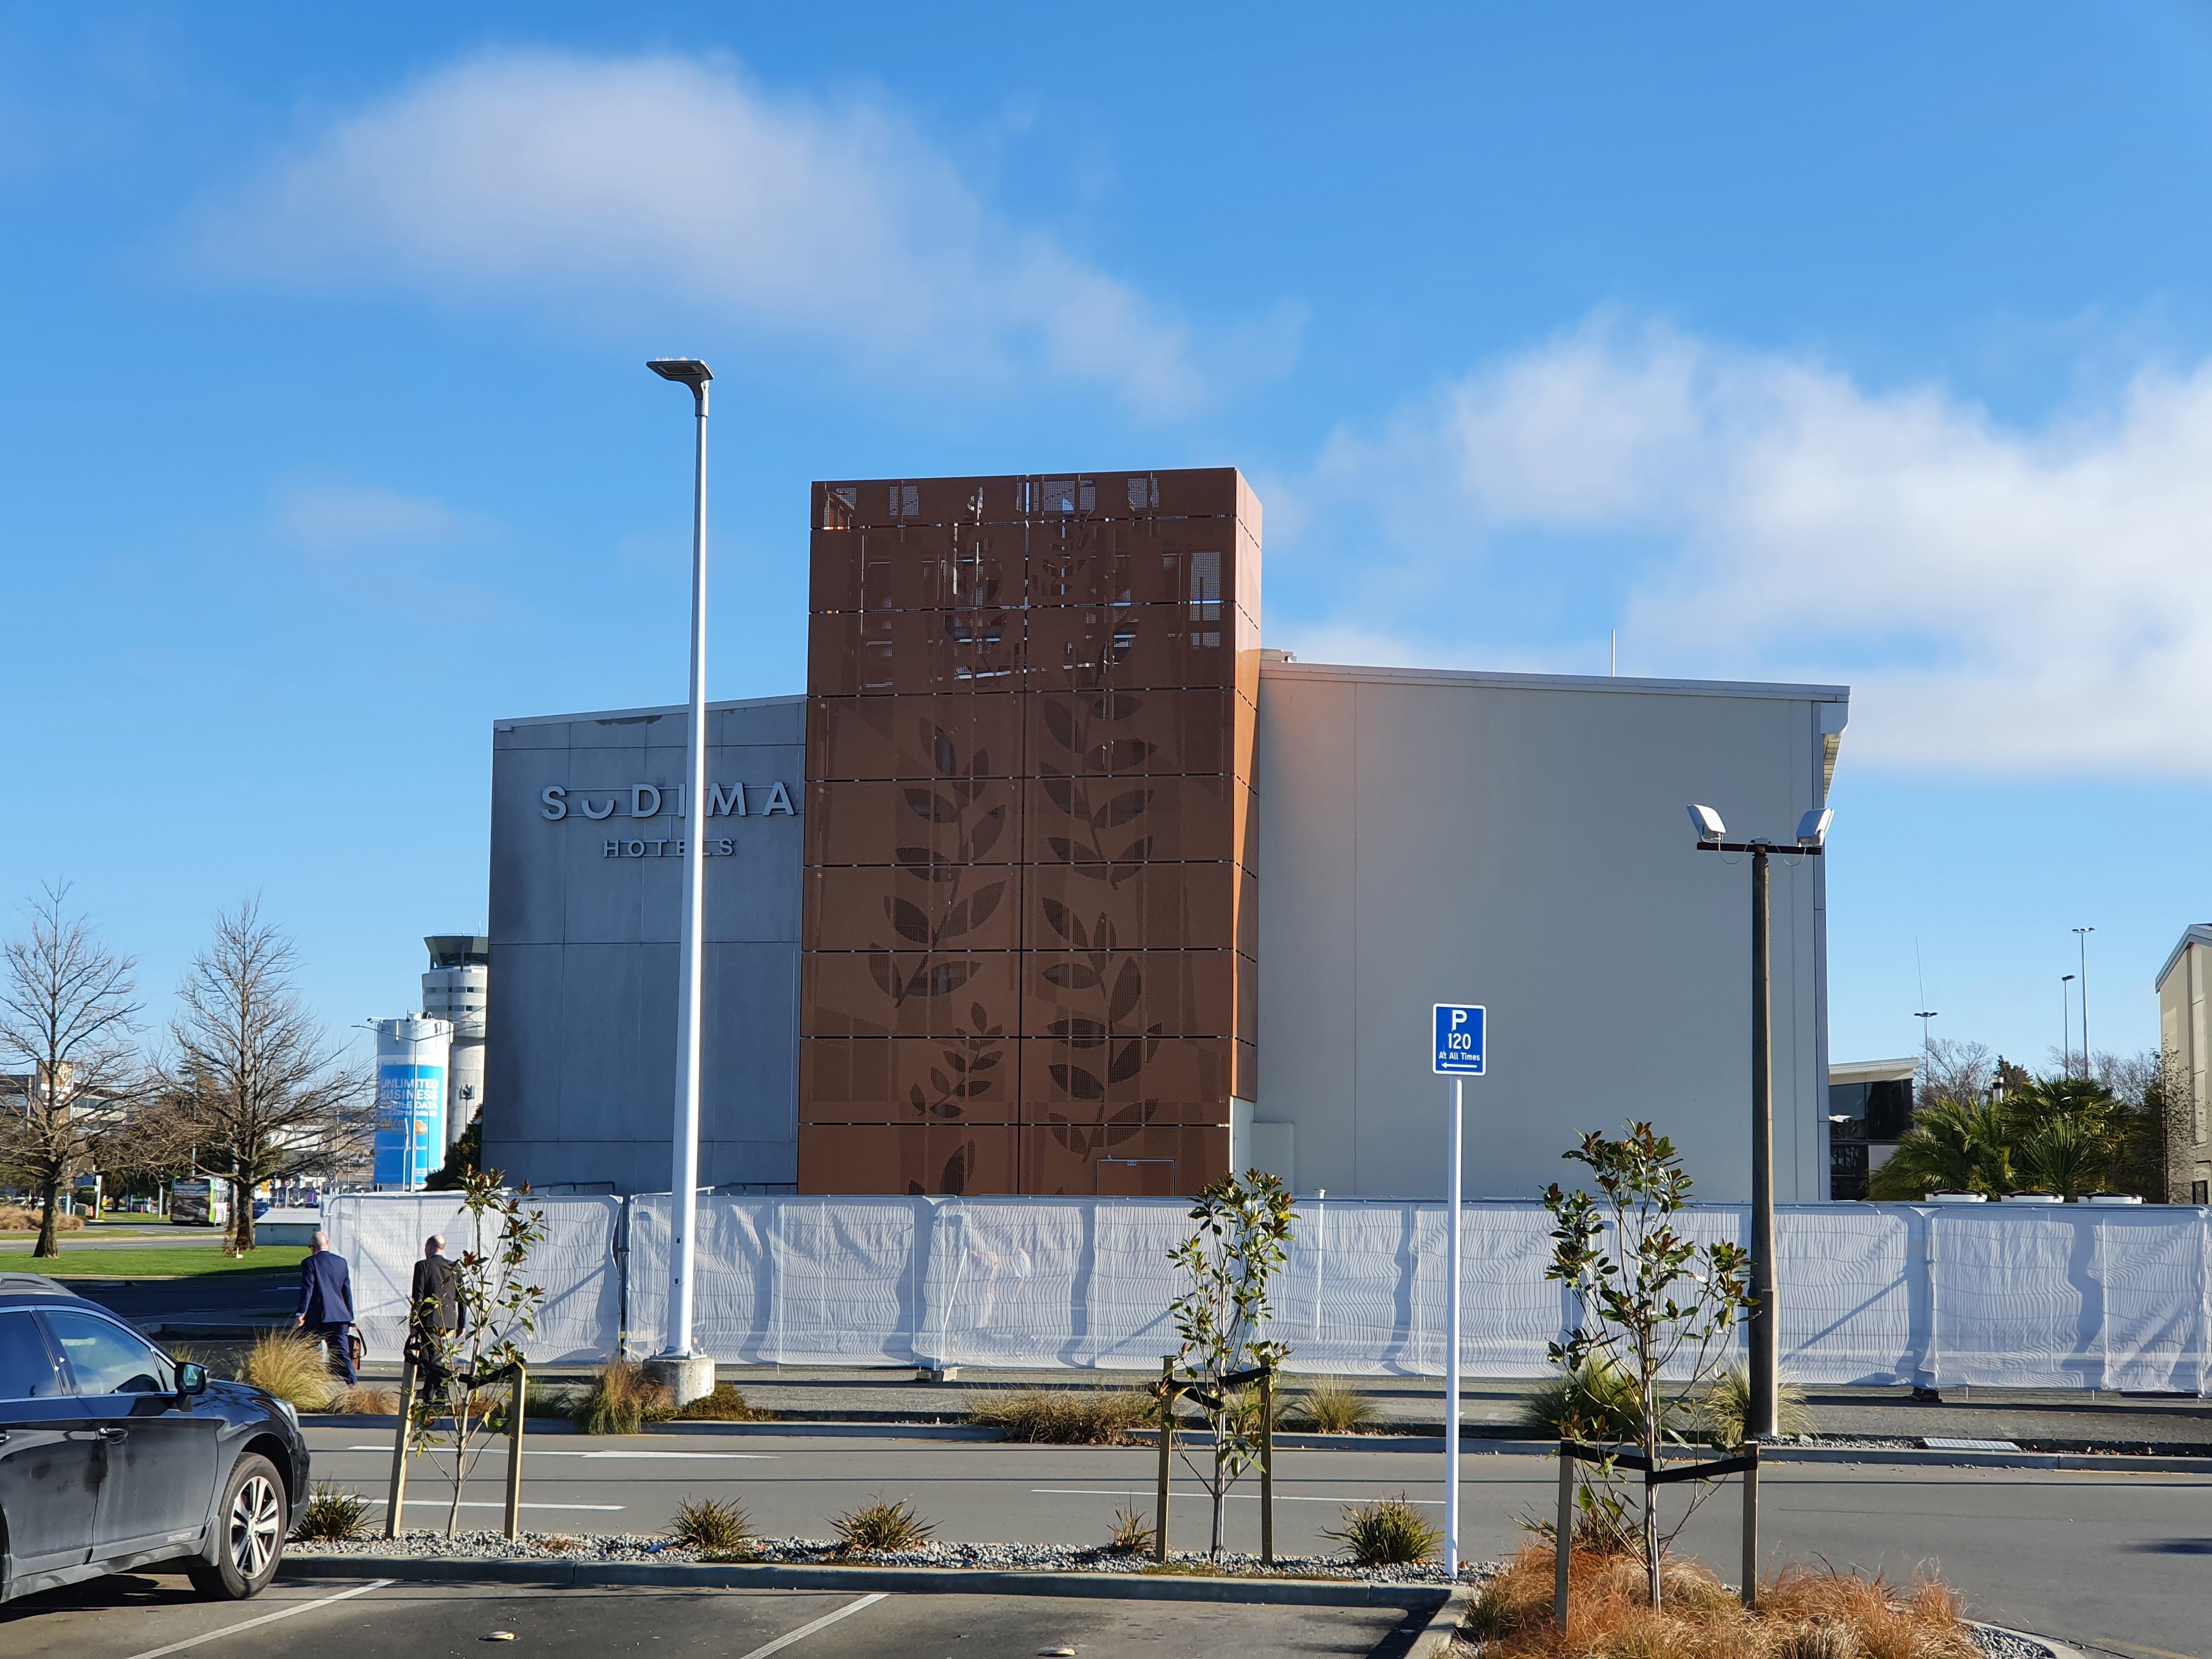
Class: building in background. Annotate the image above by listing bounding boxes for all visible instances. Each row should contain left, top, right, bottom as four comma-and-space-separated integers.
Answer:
2157, 924, 2211, 1203
373, 1016, 451, 1189
422, 935, 488, 1150
1826, 1057, 1917, 1199
484, 467, 1846, 1203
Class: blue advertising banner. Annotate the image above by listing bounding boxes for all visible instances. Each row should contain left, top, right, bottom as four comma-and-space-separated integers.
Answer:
373, 1062, 447, 1188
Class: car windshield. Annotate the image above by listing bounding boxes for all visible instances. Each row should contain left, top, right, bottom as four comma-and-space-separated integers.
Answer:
43, 1309, 172, 1395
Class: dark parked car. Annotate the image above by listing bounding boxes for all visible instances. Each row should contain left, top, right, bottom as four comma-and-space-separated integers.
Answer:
0, 1273, 311, 1604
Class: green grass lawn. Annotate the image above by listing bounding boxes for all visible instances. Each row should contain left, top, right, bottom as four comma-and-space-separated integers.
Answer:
0, 1244, 309, 1278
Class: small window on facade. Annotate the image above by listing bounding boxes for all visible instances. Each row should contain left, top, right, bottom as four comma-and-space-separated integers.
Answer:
2195, 1180, 2210, 1205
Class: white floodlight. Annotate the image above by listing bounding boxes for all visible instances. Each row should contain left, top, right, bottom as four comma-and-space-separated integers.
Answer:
1796, 808, 1833, 848
1688, 804, 1726, 842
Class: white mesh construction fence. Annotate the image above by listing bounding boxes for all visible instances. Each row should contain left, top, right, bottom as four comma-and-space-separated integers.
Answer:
332, 1194, 2211, 1390
322, 1193, 621, 1365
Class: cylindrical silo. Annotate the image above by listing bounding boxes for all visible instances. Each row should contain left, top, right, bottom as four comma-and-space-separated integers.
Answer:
374, 1016, 453, 1189
421, 935, 489, 1150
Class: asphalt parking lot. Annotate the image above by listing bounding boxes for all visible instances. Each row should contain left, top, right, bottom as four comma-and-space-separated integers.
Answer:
0, 1577, 1437, 1659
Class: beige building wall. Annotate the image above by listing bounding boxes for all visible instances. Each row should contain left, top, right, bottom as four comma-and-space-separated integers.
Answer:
2158, 926, 2212, 1202
1254, 661, 1845, 1204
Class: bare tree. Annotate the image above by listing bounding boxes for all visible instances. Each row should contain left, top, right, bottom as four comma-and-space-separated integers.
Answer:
1916, 1039, 1995, 1111
150, 901, 370, 1252
0, 883, 144, 1257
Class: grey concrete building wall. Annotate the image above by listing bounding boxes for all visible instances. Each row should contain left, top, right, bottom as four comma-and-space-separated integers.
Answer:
1251, 662, 1847, 1204
486, 696, 808, 1193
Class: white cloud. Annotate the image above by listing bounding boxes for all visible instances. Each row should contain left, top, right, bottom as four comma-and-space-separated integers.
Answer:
273, 483, 460, 549
1293, 315, 2212, 776
201, 50, 1294, 415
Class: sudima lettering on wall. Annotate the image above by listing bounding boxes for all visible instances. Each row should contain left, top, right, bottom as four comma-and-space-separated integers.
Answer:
799, 469, 1261, 1199
539, 780, 797, 854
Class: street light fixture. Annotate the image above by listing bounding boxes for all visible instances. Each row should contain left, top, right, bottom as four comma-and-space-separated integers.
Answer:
1688, 802, 1829, 1444
646, 356, 715, 1407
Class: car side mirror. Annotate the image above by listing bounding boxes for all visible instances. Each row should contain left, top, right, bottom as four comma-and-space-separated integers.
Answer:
176, 1362, 208, 1397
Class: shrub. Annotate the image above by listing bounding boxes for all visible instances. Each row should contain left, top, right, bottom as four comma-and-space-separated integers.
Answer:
834, 1494, 935, 1553
0, 1207, 83, 1232
1699, 1364, 1815, 1448
331, 1385, 400, 1416
244, 1331, 342, 1412
291, 1481, 370, 1542
1294, 1378, 1376, 1434
1515, 1356, 1650, 1442
668, 1495, 756, 1554
1105, 1505, 1155, 1555
674, 1382, 766, 1422
1323, 1494, 1441, 1567
1462, 1544, 1979, 1659
526, 1381, 579, 1420
969, 1387, 1152, 1445
577, 1358, 674, 1436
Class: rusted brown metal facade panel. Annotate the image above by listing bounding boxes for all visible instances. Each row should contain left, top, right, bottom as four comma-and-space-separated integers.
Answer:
799, 468, 1258, 1197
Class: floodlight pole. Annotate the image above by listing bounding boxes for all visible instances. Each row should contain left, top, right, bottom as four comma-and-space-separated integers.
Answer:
648, 357, 713, 1389
1695, 830, 1823, 1446
2074, 927, 2094, 1079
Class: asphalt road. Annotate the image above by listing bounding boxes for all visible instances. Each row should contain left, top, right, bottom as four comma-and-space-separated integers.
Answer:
290, 1429, 2207, 1658
0, 1577, 1434, 1658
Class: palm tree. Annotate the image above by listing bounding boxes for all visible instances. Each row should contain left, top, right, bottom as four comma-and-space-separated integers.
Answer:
2012, 1115, 2108, 1200
1867, 1101, 2012, 1199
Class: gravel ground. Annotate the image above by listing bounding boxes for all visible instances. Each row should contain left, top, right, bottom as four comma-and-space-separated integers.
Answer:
287, 1528, 1494, 1584
1967, 1624, 2057, 1659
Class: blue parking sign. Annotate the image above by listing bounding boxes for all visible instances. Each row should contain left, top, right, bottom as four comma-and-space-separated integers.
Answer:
1433, 1004, 1486, 1074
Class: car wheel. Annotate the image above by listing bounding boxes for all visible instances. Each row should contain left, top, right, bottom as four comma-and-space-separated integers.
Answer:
187, 1453, 287, 1600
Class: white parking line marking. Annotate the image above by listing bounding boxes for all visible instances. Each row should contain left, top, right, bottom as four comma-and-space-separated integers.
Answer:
339, 1446, 777, 1460
1031, 1487, 1443, 1505
122, 1577, 394, 1659
733, 1592, 888, 1659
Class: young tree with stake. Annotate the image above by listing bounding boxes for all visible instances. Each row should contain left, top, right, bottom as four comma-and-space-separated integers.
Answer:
1543, 1122, 1753, 1611
1167, 1170, 1296, 1560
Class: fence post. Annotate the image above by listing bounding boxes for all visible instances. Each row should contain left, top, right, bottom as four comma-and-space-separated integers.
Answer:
1553, 1442, 1573, 1630
1259, 1362, 1275, 1567
384, 1357, 415, 1540
1740, 1441, 1760, 1610
505, 1363, 527, 1541
1154, 1356, 1175, 1563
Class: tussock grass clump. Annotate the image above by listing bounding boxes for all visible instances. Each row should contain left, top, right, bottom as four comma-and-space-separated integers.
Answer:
524, 1381, 579, 1420
1464, 1544, 1979, 1659
668, 1494, 756, 1554
1294, 1378, 1376, 1434
0, 1206, 83, 1232
969, 1386, 1153, 1445
674, 1381, 767, 1421
244, 1331, 342, 1411
1515, 1356, 1652, 1442
330, 1385, 399, 1416
834, 1494, 935, 1554
577, 1358, 675, 1435
1105, 1505, 1154, 1555
1699, 1364, 1816, 1447
291, 1481, 371, 1542
1323, 1494, 1441, 1566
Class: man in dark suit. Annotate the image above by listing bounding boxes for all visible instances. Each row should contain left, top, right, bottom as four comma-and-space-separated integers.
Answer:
294, 1230, 356, 1385
408, 1234, 464, 1392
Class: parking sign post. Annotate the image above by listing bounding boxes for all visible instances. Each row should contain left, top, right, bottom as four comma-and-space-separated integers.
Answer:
1431, 1003, 1485, 1581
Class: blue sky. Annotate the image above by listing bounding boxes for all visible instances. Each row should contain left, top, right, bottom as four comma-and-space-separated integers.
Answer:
4, 3, 2210, 1075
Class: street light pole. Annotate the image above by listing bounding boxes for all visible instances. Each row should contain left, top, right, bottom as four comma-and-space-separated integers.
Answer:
2073, 927, 2095, 1079
1690, 805, 1829, 1446
647, 357, 714, 1403
2062, 975, 2075, 1077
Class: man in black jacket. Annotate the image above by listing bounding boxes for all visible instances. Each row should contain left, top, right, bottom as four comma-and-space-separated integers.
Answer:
408, 1234, 464, 1392
295, 1231, 357, 1385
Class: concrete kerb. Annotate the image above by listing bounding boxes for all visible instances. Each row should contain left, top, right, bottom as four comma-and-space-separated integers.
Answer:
297, 1413, 2212, 1473
278, 1555, 1460, 1611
